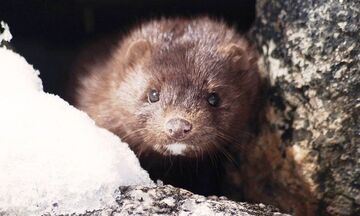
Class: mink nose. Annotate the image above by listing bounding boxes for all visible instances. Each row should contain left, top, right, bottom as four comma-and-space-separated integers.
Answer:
165, 118, 192, 140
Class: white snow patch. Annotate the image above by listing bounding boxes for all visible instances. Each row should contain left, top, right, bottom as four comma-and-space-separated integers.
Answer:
0, 49, 43, 93
0, 21, 12, 42
0, 46, 153, 216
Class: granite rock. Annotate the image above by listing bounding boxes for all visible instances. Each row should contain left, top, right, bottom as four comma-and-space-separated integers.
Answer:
68, 185, 288, 216
251, 0, 360, 215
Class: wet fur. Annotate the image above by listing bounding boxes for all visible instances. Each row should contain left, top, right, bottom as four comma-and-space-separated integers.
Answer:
69, 17, 262, 196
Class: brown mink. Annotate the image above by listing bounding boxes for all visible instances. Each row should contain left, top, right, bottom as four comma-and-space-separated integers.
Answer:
69, 17, 262, 196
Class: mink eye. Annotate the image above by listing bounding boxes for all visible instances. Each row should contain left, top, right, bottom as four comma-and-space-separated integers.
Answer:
148, 89, 160, 103
207, 93, 220, 107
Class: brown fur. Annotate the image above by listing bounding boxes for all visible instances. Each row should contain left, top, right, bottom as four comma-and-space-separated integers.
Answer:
69, 17, 262, 196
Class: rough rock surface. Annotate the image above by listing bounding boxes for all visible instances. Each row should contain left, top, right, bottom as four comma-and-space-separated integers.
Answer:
64, 185, 288, 216
248, 0, 359, 215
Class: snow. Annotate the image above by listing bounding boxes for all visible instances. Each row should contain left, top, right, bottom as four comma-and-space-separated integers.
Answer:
0, 21, 12, 42
0, 23, 153, 216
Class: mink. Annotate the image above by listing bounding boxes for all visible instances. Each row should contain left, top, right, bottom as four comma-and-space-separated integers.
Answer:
69, 17, 262, 196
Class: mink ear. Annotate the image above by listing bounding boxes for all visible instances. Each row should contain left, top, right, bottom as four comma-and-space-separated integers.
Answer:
125, 39, 151, 66
220, 43, 250, 71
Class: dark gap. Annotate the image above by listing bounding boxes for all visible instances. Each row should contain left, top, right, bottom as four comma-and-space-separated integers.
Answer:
0, 0, 256, 98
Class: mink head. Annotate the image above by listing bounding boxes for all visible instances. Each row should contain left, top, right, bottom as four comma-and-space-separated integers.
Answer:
74, 18, 261, 157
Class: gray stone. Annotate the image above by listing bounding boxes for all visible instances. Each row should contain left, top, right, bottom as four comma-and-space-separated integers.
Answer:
67, 185, 288, 216
252, 0, 360, 215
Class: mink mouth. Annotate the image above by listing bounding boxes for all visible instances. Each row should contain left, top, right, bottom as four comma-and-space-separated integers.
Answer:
153, 142, 202, 156
148, 127, 220, 156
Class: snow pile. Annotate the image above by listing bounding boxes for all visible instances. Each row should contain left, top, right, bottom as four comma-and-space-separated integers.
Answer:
0, 23, 153, 216
0, 21, 12, 43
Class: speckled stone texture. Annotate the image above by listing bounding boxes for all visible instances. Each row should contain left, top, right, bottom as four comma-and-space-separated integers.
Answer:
71, 185, 288, 216
252, 0, 360, 215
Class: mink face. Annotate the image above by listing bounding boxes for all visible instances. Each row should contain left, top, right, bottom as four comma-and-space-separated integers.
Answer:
71, 17, 261, 158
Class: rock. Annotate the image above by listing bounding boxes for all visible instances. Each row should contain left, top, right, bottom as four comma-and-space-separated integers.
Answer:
243, 0, 360, 215
68, 185, 289, 216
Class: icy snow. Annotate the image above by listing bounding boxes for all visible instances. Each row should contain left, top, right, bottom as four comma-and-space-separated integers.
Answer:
0, 21, 12, 42
0, 24, 153, 216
